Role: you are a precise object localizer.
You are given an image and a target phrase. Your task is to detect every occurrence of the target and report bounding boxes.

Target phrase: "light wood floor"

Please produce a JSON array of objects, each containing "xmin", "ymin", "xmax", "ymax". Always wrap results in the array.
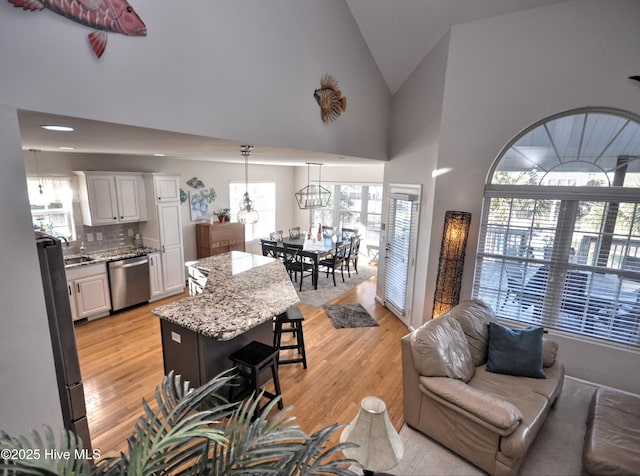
[{"xmin": 74, "ymin": 275, "xmax": 409, "ymax": 457}]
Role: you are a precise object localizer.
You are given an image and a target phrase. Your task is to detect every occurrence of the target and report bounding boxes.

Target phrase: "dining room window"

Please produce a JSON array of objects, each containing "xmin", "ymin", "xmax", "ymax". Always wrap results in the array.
[
  {"xmin": 473, "ymin": 108, "xmax": 640, "ymax": 348},
  {"xmin": 229, "ymin": 181, "xmax": 276, "ymax": 241},
  {"xmin": 310, "ymin": 183, "xmax": 382, "ymax": 246}
]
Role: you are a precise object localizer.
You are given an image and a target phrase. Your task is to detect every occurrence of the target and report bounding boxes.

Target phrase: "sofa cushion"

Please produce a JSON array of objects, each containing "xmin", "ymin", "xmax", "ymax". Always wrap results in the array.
[
  {"xmin": 487, "ymin": 323, "xmax": 545, "ymax": 378},
  {"xmin": 543, "ymin": 338, "xmax": 559, "ymax": 367},
  {"xmin": 419, "ymin": 376, "xmax": 523, "ymax": 433},
  {"xmin": 448, "ymin": 299, "xmax": 497, "ymax": 366},
  {"xmin": 410, "ymin": 315, "xmax": 475, "ymax": 382}
]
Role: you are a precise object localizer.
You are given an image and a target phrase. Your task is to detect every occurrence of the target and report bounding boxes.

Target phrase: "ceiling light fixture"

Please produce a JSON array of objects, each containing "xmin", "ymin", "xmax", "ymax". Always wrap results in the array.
[
  {"xmin": 237, "ymin": 145, "xmax": 259, "ymax": 225},
  {"xmin": 153, "ymin": 153, "xmax": 166, "ymax": 157},
  {"xmin": 41, "ymin": 124, "xmax": 74, "ymax": 132},
  {"xmin": 295, "ymin": 162, "xmax": 331, "ymax": 209},
  {"xmin": 58, "ymin": 146, "xmax": 76, "ymax": 151}
]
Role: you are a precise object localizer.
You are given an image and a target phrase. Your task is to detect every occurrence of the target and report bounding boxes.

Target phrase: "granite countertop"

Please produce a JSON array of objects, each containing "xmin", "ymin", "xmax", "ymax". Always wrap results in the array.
[
  {"xmin": 64, "ymin": 246, "xmax": 158, "ymax": 269},
  {"xmin": 152, "ymin": 251, "xmax": 300, "ymax": 341}
]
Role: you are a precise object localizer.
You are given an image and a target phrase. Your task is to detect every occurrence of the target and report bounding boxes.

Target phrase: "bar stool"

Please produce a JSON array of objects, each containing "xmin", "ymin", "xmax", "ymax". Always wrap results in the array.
[
  {"xmin": 228, "ymin": 340, "xmax": 283, "ymax": 415},
  {"xmin": 273, "ymin": 306, "xmax": 308, "ymax": 369}
]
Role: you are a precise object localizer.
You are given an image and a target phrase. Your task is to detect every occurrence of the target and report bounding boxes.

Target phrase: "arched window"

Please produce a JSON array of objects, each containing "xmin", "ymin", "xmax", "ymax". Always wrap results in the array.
[{"xmin": 473, "ymin": 107, "xmax": 640, "ymax": 348}]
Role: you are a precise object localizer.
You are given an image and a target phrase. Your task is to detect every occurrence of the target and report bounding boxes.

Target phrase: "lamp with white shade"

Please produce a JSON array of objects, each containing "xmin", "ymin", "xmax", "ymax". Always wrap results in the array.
[{"xmin": 340, "ymin": 396, "xmax": 404, "ymax": 476}]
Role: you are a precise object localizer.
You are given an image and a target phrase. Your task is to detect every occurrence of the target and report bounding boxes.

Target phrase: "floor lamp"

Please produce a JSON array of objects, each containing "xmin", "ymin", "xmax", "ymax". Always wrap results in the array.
[{"xmin": 432, "ymin": 211, "xmax": 472, "ymax": 318}]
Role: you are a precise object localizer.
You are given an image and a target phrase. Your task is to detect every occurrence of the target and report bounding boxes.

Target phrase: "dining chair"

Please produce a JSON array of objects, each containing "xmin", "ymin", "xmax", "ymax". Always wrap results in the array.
[
  {"xmin": 283, "ymin": 243, "xmax": 315, "ymax": 291},
  {"xmin": 269, "ymin": 230, "xmax": 284, "ymax": 242},
  {"xmin": 260, "ymin": 238, "xmax": 280, "ymax": 259},
  {"xmin": 341, "ymin": 228, "xmax": 358, "ymax": 241},
  {"xmin": 345, "ymin": 236, "xmax": 361, "ymax": 277},
  {"xmin": 318, "ymin": 241, "xmax": 348, "ymax": 286},
  {"xmin": 289, "ymin": 227, "xmax": 301, "ymax": 239}
]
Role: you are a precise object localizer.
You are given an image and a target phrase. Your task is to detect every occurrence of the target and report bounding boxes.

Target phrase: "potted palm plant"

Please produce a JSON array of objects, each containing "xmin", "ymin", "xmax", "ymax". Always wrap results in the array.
[{"xmin": 0, "ymin": 371, "xmax": 360, "ymax": 475}]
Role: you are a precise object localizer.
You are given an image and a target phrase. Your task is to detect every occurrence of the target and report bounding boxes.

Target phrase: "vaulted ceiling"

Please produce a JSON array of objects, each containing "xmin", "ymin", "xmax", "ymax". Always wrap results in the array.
[{"xmin": 20, "ymin": 0, "xmax": 571, "ymax": 164}]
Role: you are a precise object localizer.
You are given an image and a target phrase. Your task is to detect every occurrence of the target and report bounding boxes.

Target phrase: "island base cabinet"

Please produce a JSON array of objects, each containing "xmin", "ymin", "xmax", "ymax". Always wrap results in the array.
[{"xmin": 160, "ymin": 320, "xmax": 273, "ymax": 391}]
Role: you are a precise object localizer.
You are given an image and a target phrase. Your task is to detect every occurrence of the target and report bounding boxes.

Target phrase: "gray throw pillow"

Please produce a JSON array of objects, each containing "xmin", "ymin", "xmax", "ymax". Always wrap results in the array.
[{"xmin": 486, "ymin": 322, "xmax": 546, "ymax": 378}]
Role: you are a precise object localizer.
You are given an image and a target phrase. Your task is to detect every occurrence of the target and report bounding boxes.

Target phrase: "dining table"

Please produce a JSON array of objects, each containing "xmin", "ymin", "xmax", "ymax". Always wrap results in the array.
[{"xmin": 270, "ymin": 235, "xmax": 336, "ymax": 290}]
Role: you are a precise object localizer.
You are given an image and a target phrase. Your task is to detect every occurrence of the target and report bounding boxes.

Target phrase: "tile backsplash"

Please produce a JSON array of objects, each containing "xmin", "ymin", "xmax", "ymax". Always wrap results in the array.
[{"xmin": 65, "ymin": 201, "xmax": 141, "ymax": 255}]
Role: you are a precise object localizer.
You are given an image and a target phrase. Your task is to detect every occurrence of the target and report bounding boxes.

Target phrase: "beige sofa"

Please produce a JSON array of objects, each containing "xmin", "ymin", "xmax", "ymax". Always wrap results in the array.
[{"xmin": 401, "ymin": 300, "xmax": 564, "ymax": 476}]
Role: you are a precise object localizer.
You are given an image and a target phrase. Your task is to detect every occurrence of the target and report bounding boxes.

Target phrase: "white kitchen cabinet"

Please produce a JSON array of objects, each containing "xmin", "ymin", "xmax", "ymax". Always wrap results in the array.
[
  {"xmin": 153, "ymin": 175, "xmax": 181, "ymax": 202},
  {"xmin": 75, "ymin": 171, "xmax": 147, "ymax": 226},
  {"xmin": 148, "ymin": 251, "xmax": 163, "ymax": 301},
  {"xmin": 66, "ymin": 262, "xmax": 111, "ymax": 320},
  {"xmin": 140, "ymin": 174, "xmax": 185, "ymax": 299}
]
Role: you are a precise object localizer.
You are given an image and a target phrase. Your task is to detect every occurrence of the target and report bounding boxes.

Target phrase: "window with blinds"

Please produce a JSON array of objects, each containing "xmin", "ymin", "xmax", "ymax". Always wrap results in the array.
[{"xmin": 473, "ymin": 108, "xmax": 640, "ymax": 348}]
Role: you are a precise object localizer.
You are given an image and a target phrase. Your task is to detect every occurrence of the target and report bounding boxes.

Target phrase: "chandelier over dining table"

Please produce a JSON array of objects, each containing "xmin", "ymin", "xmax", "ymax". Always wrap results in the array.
[
  {"xmin": 237, "ymin": 145, "xmax": 259, "ymax": 225},
  {"xmin": 295, "ymin": 162, "xmax": 331, "ymax": 209}
]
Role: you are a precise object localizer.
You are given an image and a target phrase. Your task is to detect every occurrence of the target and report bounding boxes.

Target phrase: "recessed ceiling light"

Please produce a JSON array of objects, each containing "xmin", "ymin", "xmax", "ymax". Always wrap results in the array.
[
  {"xmin": 41, "ymin": 124, "xmax": 74, "ymax": 132},
  {"xmin": 58, "ymin": 146, "xmax": 76, "ymax": 150},
  {"xmin": 153, "ymin": 153, "xmax": 166, "ymax": 157}
]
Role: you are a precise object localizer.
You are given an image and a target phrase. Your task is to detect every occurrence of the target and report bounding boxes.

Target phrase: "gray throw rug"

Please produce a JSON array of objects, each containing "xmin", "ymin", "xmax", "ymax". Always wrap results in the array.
[
  {"xmin": 297, "ymin": 263, "xmax": 376, "ymax": 307},
  {"xmin": 369, "ymin": 376, "xmax": 597, "ymax": 476},
  {"xmin": 323, "ymin": 303, "xmax": 379, "ymax": 328}
]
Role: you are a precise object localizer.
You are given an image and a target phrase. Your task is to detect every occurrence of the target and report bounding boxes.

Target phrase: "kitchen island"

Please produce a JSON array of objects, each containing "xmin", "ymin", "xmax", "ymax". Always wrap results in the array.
[{"xmin": 152, "ymin": 251, "xmax": 299, "ymax": 388}]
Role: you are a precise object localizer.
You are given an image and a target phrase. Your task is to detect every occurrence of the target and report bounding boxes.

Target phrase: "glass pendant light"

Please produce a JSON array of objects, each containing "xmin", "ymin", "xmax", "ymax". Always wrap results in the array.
[
  {"xmin": 237, "ymin": 145, "xmax": 259, "ymax": 225},
  {"xmin": 30, "ymin": 148, "xmax": 44, "ymax": 194}
]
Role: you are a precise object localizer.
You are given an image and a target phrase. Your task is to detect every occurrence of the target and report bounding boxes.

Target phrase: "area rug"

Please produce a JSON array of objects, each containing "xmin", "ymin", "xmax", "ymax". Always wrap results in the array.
[
  {"xmin": 366, "ymin": 376, "xmax": 597, "ymax": 476},
  {"xmin": 323, "ymin": 303, "xmax": 379, "ymax": 328},
  {"xmin": 296, "ymin": 263, "xmax": 376, "ymax": 307}
]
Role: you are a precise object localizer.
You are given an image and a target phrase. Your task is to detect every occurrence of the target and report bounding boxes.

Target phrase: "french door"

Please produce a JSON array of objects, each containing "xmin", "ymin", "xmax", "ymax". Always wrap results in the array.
[{"xmin": 383, "ymin": 185, "xmax": 420, "ymax": 325}]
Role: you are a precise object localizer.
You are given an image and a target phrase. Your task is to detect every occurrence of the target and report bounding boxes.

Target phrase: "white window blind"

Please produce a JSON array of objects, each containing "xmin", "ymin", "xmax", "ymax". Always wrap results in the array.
[
  {"xmin": 384, "ymin": 194, "xmax": 418, "ymax": 316},
  {"xmin": 473, "ymin": 108, "xmax": 640, "ymax": 348}
]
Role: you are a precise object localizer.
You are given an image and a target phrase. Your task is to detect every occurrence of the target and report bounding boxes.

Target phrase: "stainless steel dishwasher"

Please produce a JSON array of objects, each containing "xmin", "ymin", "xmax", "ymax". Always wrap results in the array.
[{"xmin": 108, "ymin": 255, "xmax": 150, "ymax": 311}]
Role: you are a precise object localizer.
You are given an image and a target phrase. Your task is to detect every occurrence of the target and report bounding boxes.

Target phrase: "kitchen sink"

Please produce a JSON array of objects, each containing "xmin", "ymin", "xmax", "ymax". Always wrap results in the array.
[{"xmin": 64, "ymin": 256, "xmax": 95, "ymax": 265}]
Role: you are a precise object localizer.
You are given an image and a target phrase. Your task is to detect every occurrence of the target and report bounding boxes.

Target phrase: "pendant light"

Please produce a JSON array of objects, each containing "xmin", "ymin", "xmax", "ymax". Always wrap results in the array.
[
  {"xmin": 295, "ymin": 162, "xmax": 331, "ymax": 209},
  {"xmin": 30, "ymin": 148, "xmax": 43, "ymax": 194},
  {"xmin": 237, "ymin": 145, "xmax": 259, "ymax": 225}
]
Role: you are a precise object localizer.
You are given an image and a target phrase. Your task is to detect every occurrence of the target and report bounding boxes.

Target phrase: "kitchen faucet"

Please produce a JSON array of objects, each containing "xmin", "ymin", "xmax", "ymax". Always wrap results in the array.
[{"xmin": 56, "ymin": 235, "xmax": 69, "ymax": 247}]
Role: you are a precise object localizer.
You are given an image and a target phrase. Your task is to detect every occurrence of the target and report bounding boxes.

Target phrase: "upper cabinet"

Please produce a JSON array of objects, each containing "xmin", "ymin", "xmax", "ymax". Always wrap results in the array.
[
  {"xmin": 75, "ymin": 171, "xmax": 147, "ymax": 226},
  {"xmin": 153, "ymin": 175, "xmax": 181, "ymax": 202}
]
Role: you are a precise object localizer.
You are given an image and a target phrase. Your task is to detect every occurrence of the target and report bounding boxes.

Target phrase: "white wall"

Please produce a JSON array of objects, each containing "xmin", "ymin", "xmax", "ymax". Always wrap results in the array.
[
  {"xmin": 381, "ymin": 32, "xmax": 450, "ymax": 329},
  {"xmin": 0, "ymin": 105, "xmax": 63, "ymax": 433},
  {"xmin": 388, "ymin": 0, "xmax": 640, "ymax": 393},
  {"xmin": 0, "ymin": 0, "xmax": 391, "ymax": 436},
  {"xmin": 0, "ymin": 0, "xmax": 390, "ymax": 161}
]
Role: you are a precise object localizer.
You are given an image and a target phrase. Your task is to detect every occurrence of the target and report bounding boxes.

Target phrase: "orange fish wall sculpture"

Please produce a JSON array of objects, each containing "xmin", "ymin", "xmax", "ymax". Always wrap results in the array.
[
  {"xmin": 9, "ymin": 0, "xmax": 146, "ymax": 58},
  {"xmin": 314, "ymin": 74, "xmax": 347, "ymax": 123}
]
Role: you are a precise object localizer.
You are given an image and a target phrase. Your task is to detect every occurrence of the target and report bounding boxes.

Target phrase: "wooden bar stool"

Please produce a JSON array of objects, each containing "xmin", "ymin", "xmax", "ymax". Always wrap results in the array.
[
  {"xmin": 273, "ymin": 306, "xmax": 308, "ymax": 368},
  {"xmin": 228, "ymin": 340, "xmax": 283, "ymax": 415}
]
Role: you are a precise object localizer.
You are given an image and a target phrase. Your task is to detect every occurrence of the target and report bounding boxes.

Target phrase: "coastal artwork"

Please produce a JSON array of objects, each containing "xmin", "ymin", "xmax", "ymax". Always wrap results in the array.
[
  {"xmin": 189, "ymin": 188, "xmax": 217, "ymax": 221},
  {"xmin": 8, "ymin": 0, "xmax": 147, "ymax": 58}
]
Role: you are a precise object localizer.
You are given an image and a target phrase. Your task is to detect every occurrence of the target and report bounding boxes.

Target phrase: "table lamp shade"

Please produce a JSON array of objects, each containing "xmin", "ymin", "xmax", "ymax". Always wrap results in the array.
[{"xmin": 340, "ymin": 396, "xmax": 404, "ymax": 472}]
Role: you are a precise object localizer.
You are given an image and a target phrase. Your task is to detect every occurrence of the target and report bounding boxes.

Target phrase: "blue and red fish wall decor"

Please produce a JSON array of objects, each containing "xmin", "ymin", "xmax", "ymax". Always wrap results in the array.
[{"xmin": 9, "ymin": 0, "xmax": 146, "ymax": 58}]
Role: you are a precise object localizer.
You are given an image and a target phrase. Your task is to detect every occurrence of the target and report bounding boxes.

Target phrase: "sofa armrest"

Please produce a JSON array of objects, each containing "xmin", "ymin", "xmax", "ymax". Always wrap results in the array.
[
  {"xmin": 420, "ymin": 377, "xmax": 523, "ymax": 436},
  {"xmin": 401, "ymin": 333, "xmax": 423, "ymax": 429},
  {"xmin": 543, "ymin": 337, "xmax": 559, "ymax": 367}
]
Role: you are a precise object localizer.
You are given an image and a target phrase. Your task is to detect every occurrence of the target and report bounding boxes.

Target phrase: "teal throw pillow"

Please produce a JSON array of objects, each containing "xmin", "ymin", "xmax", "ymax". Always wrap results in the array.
[{"xmin": 486, "ymin": 322, "xmax": 546, "ymax": 378}]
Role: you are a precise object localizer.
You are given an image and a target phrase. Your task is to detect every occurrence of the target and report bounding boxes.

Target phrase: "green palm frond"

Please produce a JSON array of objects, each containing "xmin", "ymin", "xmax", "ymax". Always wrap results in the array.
[
  {"xmin": 0, "ymin": 424, "xmax": 92, "ymax": 476},
  {"xmin": 276, "ymin": 424, "xmax": 360, "ymax": 476},
  {"xmin": 111, "ymin": 371, "xmax": 235, "ymax": 476},
  {"xmin": 2, "ymin": 371, "xmax": 361, "ymax": 476},
  {"xmin": 206, "ymin": 395, "xmax": 307, "ymax": 475}
]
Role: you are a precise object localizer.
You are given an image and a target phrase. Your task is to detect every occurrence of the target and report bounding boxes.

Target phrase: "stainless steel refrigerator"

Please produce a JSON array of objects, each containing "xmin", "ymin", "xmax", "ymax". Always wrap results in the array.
[{"xmin": 36, "ymin": 232, "xmax": 92, "ymax": 450}]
